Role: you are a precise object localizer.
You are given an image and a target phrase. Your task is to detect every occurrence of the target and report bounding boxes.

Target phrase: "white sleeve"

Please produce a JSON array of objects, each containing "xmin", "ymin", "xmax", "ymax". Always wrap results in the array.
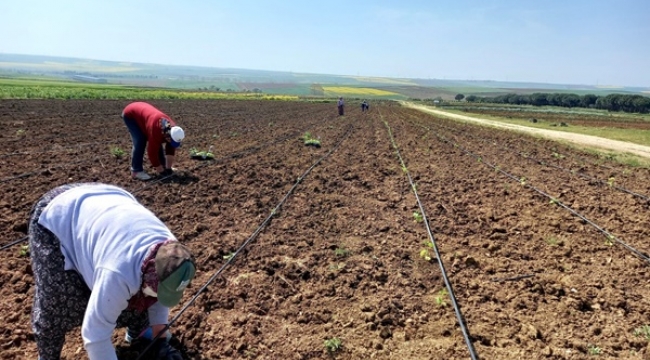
[
  {"xmin": 148, "ymin": 300, "xmax": 170, "ymax": 327},
  {"xmin": 82, "ymin": 268, "xmax": 130, "ymax": 360}
]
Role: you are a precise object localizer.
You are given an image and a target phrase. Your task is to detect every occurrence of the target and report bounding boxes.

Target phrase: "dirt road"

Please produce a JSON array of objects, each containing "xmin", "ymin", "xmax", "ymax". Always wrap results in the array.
[{"xmin": 403, "ymin": 102, "xmax": 650, "ymax": 160}]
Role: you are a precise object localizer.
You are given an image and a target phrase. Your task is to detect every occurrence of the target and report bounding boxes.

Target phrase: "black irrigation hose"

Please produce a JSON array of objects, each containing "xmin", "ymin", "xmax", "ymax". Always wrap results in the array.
[
  {"xmin": 136, "ymin": 124, "xmax": 355, "ymax": 359},
  {"xmin": 379, "ymin": 111, "xmax": 479, "ymax": 360},
  {"xmin": 0, "ymin": 236, "xmax": 28, "ymax": 252},
  {"xmin": 428, "ymin": 121, "xmax": 650, "ymax": 203},
  {"xmin": 427, "ymin": 127, "xmax": 650, "ymax": 264}
]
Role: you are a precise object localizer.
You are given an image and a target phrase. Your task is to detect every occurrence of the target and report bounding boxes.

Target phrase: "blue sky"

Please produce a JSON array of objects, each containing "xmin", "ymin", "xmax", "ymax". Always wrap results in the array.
[{"xmin": 1, "ymin": 0, "xmax": 648, "ymax": 87}]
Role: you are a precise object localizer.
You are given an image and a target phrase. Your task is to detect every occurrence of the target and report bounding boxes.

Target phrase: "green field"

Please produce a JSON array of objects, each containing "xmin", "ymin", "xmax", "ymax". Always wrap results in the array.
[{"xmin": 2, "ymin": 53, "xmax": 649, "ymax": 101}]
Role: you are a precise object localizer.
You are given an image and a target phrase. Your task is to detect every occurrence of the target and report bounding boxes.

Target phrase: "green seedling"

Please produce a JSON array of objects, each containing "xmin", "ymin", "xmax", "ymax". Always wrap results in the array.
[
  {"xmin": 329, "ymin": 262, "xmax": 346, "ymax": 271},
  {"xmin": 223, "ymin": 252, "xmax": 235, "ymax": 260},
  {"xmin": 413, "ymin": 211, "xmax": 424, "ymax": 223},
  {"xmin": 435, "ymin": 288, "xmax": 448, "ymax": 307},
  {"xmin": 587, "ymin": 344, "xmax": 602, "ymax": 355},
  {"xmin": 545, "ymin": 237, "xmax": 559, "ymax": 246},
  {"xmin": 190, "ymin": 146, "xmax": 214, "ymax": 160},
  {"xmin": 605, "ymin": 234, "xmax": 614, "ymax": 246},
  {"xmin": 520, "ymin": 177, "xmax": 527, "ymax": 186},
  {"xmin": 334, "ymin": 247, "xmax": 349, "ymax": 257},
  {"xmin": 304, "ymin": 138, "xmax": 321, "ymax": 147},
  {"xmin": 16, "ymin": 129, "xmax": 26, "ymax": 136},
  {"xmin": 552, "ymin": 152, "xmax": 565, "ymax": 159},
  {"xmin": 301, "ymin": 131, "xmax": 321, "ymax": 147},
  {"xmin": 324, "ymin": 337, "xmax": 342, "ymax": 353},
  {"xmin": 633, "ymin": 325, "xmax": 650, "ymax": 340},
  {"xmin": 607, "ymin": 177, "xmax": 615, "ymax": 187},
  {"xmin": 420, "ymin": 241, "xmax": 435, "ymax": 261},
  {"xmin": 401, "ymin": 165, "xmax": 408, "ymax": 173},
  {"xmin": 549, "ymin": 198, "xmax": 559, "ymax": 205},
  {"xmin": 19, "ymin": 245, "xmax": 29, "ymax": 257},
  {"xmin": 110, "ymin": 146, "xmax": 125, "ymax": 159}
]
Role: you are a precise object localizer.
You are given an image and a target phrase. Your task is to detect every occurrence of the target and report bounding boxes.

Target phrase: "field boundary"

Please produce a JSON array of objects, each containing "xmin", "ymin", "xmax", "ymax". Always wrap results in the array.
[{"xmin": 402, "ymin": 101, "xmax": 650, "ymax": 160}]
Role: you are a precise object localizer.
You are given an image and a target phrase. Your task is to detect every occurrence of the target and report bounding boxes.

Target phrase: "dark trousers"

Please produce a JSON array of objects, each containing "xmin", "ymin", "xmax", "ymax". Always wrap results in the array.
[
  {"xmin": 29, "ymin": 184, "xmax": 149, "ymax": 360},
  {"xmin": 122, "ymin": 115, "xmax": 165, "ymax": 172}
]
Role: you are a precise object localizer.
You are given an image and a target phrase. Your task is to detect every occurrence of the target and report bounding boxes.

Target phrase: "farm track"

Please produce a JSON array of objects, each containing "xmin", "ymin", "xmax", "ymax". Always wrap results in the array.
[{"xmin": 0, "ymin": 100, "xmax": 650, "ymax": 359}]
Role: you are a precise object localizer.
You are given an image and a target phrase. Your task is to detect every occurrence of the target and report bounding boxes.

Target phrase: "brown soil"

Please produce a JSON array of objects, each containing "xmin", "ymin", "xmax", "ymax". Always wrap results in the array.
[{"xmin": 1, "ymin": 100, "xmax": 650, "ymax": 359}]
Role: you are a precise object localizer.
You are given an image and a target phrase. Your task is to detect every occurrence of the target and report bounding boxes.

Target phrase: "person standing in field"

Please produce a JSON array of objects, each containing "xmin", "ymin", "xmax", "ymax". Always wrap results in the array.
[
  {"xmin": 337, "ymin": 97, "xmax": 345, "ymax": 116},
  {"xmin": 28, "ymin": 183, "xmax": 195, "ymax": 360},
  {"xmin": 361, "ymin": 100, "xmax": 369, "ymax": 112},
  {"xmin": 122, "ymin": 102, "xmax": 185, "ymax": 181}
]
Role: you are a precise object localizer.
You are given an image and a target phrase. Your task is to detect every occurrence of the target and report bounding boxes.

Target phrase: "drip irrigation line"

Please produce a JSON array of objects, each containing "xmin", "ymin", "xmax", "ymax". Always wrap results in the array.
[
  {"xmin": 0, "ymin": 236, "xmax": 28, "ymax": 252},
  {"xmin": 379, "ymin": 111, "xmax": 479, "ymax": 360},
  {"xmin": 430, "ymin": 121, "xmax": 650, "ymax": 203},
  {"xmin": 136, "ymin": 124, "xmax": 355, "ymax": 359},
  {"xmin": 427, "ymin": 126, "xmax": 650, "ymax": 265}
]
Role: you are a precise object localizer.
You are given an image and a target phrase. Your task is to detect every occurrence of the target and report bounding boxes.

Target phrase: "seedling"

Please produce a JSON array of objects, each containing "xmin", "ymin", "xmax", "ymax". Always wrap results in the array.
[
  {"xmin": 110, "ymin": 146, "xmax": 125, "ymax": 159},
  {"xmin": 633, "ymin": 325, "xmax": 650, "ymax": 340},
  {"xmin": 19, "ymin": 245, "xmax": 29, "ymax": 257},
  {"xmin": 324, "ymin": 337, "xmax": 342, "ymax": 353},
  {"xmin": 545, "ymin": 237, "xmax": 559, "ymax": 246},
  {"xmin": 401, "ymin": 165, "xmax": 408, "ymax": 174},
  {"xmin": 605, "ymin": 234, "xmax": 614, "ymax": 246},
  {"xmin": 304, "ymin": 138, "xmax": 321, "ymax": 147},
  {"xmin": 587, "ymin": 344, "xmax": 601, "ymax": 355},
  {"xmin": 549, "ymin": 198, "xmax": 559, "ymax": 205},
  {"xmin": 223, "ymin": 252, "xmax": 235, "ymax": 260},
  {"xmin": 434, "ymin": 288, "xmax": 448, "ymax": 307},
  {"xmin": 552, "ymin": 152, "xmax": 565, "ymax": 159},
  {"xmin": 419, "ymin": 241, "xmax": 435, "ymax": 261},
  {"xmin": 190, "ymin": 146, "xmax": 214, "ymax": 160},
  {"xmin": 413, "ymin": 211, "xmax": 424, "ymax": 223},
  {"xmin": 329, "ymin": 262, "xmax": 346, "ymax": 271},
  {"xmin": 16, "ymin": 129, "xmax": 26, "ymax": 136},
  {"xmin": 301, "ymin": 132, "xmax": 321, "ymax": 147},
  {"xmin": 607, "ymin": 177, "xmax": 615, "ymax": 187},
  {"xmin": 520, "ymin": 177, "xmax": 527, "ymax": 186},
  {"xmin": 419, "ymin": 249, "xmax": 432, "ymax": 261},
  {"xmin": 334, "ymin": 247, "xmax": 349, "ymax": 257}
]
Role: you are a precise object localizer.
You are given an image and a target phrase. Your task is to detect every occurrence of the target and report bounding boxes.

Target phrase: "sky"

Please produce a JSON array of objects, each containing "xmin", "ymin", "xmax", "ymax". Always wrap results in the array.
[{"xmin": 1, "ymin": 0, "xmax": 649, "ymax": 87}]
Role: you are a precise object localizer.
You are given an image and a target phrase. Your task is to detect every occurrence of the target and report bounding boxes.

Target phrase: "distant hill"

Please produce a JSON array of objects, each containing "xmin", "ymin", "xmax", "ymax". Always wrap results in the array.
[{"xmin": 0, "ymin": 53, "xmax": 647, "ymax": 99}]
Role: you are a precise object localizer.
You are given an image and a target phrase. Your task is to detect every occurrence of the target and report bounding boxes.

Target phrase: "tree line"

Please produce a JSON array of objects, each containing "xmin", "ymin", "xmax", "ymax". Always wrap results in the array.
[{"xmin": 462, "ymin": 92, "xmax": 650, "ymax": 114}]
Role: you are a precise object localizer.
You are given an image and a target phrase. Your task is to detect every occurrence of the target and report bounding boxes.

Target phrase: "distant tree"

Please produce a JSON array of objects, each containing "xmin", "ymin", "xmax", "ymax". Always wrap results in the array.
[
  {"xmin": 455, "ymin": 93, "xmax": 465, "ymax": 101},
  {"xmin": 465, "ymin": 95, "xmax": 478, "ymax": 102},
  {"xmin": 581, "ymin": 94, "xmax": 598, "ymax": 108},
  {"xmin": 529, "ymin": 93, "xmax": 549, "ymax": 106}
]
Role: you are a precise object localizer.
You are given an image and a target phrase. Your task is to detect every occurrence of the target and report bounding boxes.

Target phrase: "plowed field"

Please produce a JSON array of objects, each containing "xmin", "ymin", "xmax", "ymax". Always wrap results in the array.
[{"xmin": 1, "ymin": 99, "xmax": 650, "ymax": 359}]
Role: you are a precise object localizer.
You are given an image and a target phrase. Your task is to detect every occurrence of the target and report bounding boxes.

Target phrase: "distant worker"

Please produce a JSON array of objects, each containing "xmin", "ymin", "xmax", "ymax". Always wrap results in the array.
[
  {"xmin": 29, "ymin": 183, "xmax": 195, "ymax": 360},
  {"xmin": 337, "ymin": 97, "xmax": 345, "ymax": 116},
  {"xmin": 121, "ymin": 102, "xmax": 185, "ymax": 181},
  {"xmin": 361, "ymin": 100, "xmax": 369, "ymax": 112}
]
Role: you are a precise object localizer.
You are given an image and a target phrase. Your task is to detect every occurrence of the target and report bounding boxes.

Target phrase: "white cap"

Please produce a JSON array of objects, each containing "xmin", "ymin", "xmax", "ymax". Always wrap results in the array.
[{"xmin": 170, "ymin": 126, "xmax": 185, "ymax": 142}]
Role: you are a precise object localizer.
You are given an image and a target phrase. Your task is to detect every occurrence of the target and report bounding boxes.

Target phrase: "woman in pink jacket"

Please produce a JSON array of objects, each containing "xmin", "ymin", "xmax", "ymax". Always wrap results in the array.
[{"xmin": 121, "ymin": 102, "xmax": 185, "ymax": 180}]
